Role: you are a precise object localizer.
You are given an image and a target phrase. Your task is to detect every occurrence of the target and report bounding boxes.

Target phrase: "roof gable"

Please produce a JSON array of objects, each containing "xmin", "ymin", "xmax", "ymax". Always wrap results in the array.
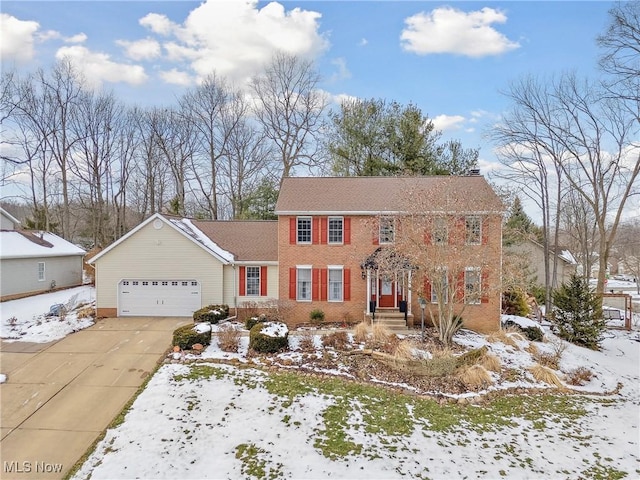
[
  {"xmin": 87, "ymin": 214, "xmax": 234, "ymax": 265},
  {"xmin": 0, "ymin": 207, "xmax": 21, "ymax": 229},
  {"xmin": 275, "ymin": 176, "xmax": 505, "ymax": 215}
]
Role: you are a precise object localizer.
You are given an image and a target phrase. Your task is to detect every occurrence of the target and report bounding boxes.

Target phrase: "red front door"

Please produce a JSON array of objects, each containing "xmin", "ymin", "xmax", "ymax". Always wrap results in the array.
[{"xmin": 378, "ymin": 279, "xmax": 395, "ymax": 307}]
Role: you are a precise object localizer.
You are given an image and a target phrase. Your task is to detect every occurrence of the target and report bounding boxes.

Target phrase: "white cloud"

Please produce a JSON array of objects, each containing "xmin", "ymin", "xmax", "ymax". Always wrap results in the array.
[
  {"xmin": 400, "ymin": 7, "xmax": 520, "ymax": 57},
  {"xmin": 137, "ymin": 0, "xmax": 328, "ymax": 85},
  {"xmin": 1, "ymin": 14, "xmax": 39, "ymax": 61},
  {"xmin": 55, "ymin": 45, "xmax": 148, "ymax": 87},
  {"xmin": 432, "ymin": 114, "xmax": 466, "ymax": 132},
  {"xmin": 117, "ymin": 38, "xmax": 161, "ymax": 61},
  {"xmin": 159, "ymin": 68, "xmax": 193, "ymax": 86},
  {"xmin": 329, "ymin": 57, "xmax": 351, "ymax": 82},
  {"xmin": 359, "ymin": 38, "xmax": 368, "ymax": 47},
  {"xmin": 326, "ymin": 92, "xmax": 359, "ymax": 107},
  {"xmin": 65, "ymin": 33, "xmax": 88, "ymax": 44}
]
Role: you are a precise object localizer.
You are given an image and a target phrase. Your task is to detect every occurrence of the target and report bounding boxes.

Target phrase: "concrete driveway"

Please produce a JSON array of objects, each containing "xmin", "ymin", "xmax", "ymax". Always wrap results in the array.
[{"xmin": 0, "ymin": 317, "xmax": 189, "ymax": 479}]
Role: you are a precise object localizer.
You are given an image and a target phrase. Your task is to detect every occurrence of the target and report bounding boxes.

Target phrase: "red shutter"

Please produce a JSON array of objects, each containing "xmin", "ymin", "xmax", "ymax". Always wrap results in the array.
[
  {"xmin": 481, "ymin": 270, "xmax": 489, "ymax": 303},
  {"xmin": 424, "ymin": 218, "xmax": 432, "ymax": 245},
  {"xmin": 320, "ymin": 268, "xmax": 327, "ymax": 301},
  {"xmin": 481, "ymin": 217, "xmax": 489, "ymax": 245},
  {"xmin": 344, "ymin": 268, "xmax": 351, "ymax": 301},
  {"xmin": 423, "ymin": 276, "xmax": 431, "ymax": 301},
  {"xmin": 456, "ymin": 271, "xmax": 465, "ymax": 302},
  {"xmin": 372, "ymin": 218, "xmax": 379, "ymax": 245},
  {"xmin": 320, "ymin": 218, "xmax": 327, "ymax": 244},
  {"xmin": 312, "ymin": 218, "xmax": 320, "ymax": 244},
  {"xmin": 289, "ymin": 268, "xmax": 296, "ymax": 300},
  {"xmin": 289, "ymin": 217, "xmax": 296, "ymax": 244},
  {"xmin": 260, "ymin": 266, "xmax": 268, "ymax": 296},
  {"xmin": 456, "ymin": 216, "xmax": 466, "ymax": 245},
  {"xmin": 312, "ymin": 268, "xmax": 320, "ymax": 300},
  {"xmin": 239, "ymin": 266, "xmax": 246, "ymax": 296},
  {"xmin": 344, "ymin": 218, "xmax": 351, "ymax": 245}
]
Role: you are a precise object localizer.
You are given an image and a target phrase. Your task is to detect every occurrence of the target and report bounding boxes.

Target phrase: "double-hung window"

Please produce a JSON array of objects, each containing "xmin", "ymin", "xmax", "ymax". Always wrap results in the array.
[
  {"xmin": 379, "ymin": 217, "xmax": 395, "ymax": 244},
  {"xmin": 433, "ymin": 217, "xmax": 448, "ymax": 245},
  {"xmin": 464, "ymin": 268, "xmax": 481, "ymax": 304},
  {"xmin": 328, "ymin": 217, "xmax": 343, "ymax": 244},
  {"xmin": 431, "ymin": 268, "xmax": 448, "ymax": 304},
  {"xmin": 38, "ymin": 262, "xmax": 45, "ymax": 282},
  {"xmin": 297, "ymin": 267, "xmax": 312, "ymax": 301},
  {"xmin": 465, "ymin": 216, "xmax": 481, "ymax": 245},
  {"xmin": 246, "ymin": 266, "xmax": 260, "ymax": 296},
  {"xmin": 297, "ymin": 217, "xmax": 312, "ymax": 244},
  {"xmin": 328, "ymin": 267, "xmax": 343, "ymax": 302}
]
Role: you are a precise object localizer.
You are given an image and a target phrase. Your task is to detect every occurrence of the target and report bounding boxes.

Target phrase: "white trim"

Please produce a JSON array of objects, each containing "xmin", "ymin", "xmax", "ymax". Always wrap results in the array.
[
  {"xmin": 327, "ymin": 216, "xmax": 344, "ymax": 245},
  {"xmin": 37, "ymin": 261, "xmax": 45, "ymax": 282},
  {"xmin": 87, "ymin": 213, "xmax": 232, "ymax": 265},
  {"xmin": 296, "ymin": 216, "xmax": 312, "ymax": 245},
  {"xmin": 0, "ymin": 207, "xmax": 21, "ymax": 227}
]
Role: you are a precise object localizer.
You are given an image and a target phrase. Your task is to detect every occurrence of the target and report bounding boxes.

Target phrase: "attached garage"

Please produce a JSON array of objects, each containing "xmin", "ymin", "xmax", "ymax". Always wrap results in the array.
[{"xmin": 118, "ymin": 279, "xmax": 201, "ymax": 317}]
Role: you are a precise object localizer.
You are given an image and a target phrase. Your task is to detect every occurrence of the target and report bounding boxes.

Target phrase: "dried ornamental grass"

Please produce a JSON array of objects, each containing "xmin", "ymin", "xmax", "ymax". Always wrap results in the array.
[
  {"xmin": 486, "ymin": 328, "xmax": 525, "ymax": 349},
  {"xmin": 529, "ymin": 364, "xmax": 564, "ymax": 388},
  {"xmin": 525, "ymin": 343, "xmax": 540, "ymax": 356},
  {"xmin": 479, "ymin": 353, "xmax": 502, "ymax": 372},
  {"xmin": 458, "ymin": 364, "xmax": 493, "ymax": 389},
  {"xmin": 392, "ymin": 340, "xmax": 415, "ymax": 361},
  {"xmin": 371, "ymin": 323, "xmax": 393, "ymax": 344},
  {"xmin": 217, "ymin": 324, "xmax": 241, "ymax": 353},
  {"xmin": 321, "ymin": 331, "xmax": 350, "ymax": 350},
  {"xmin": 353, "ymin": 322, "xmax": 370, "ymax": 343}
]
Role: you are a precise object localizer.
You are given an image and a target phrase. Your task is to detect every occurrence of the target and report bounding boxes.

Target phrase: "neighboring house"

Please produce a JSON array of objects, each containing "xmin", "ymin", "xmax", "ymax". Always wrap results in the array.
[
  {"xmin": 0, "ymin": 208, "xmax": 86, "ymax": 299},
  {"xmin": 89, "ymin": 175, "xmax": 504, "ymax": 334},
  {"xmin": 505, "ymin": 238, "xmax": 577, "ymax": 288}
]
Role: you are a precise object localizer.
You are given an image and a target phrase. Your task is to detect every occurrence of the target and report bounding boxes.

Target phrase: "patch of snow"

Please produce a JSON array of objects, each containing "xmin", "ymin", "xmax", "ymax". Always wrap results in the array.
[
  {"xmin": 501, "ymin": 314, "xmax": 545, "ymax": 333},
  {"xmin": 0, "ymin": 286, "xmax": 95, "ymax": 343},
  {"xmin": 260, "ymin": 321, "xmax": 288, "ymax": 338},
  {"xmin": 0, "ymin": 231, "xmax": 85, "ymax": 259},
  {"xmin": 171, "ymin": 218, "xmax": 235, "ymax": 263},
  {"xmin": 0, "ymin": 374, "xmax": 6, "ymax": 383},
  {"xmin": 193, "ymin": 323, "xmax": 211, "ymax": 334}
]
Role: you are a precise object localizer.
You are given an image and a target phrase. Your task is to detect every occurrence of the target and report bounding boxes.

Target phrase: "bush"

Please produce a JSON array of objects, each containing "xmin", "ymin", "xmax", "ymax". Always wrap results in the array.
[
  {"xmin": 565, "ymin": 366, "xmax": 594, "ymax": 386},
  {"xmin": 502, "ymin": 288, "xmax": 530, "ymax": 317},
  {"xmin": 249, "ymin": 321, "xmax": 288, "ymax": 353},
  {"xmin": 172, "ymin": 323, "xmax": 212, "ymax": 350},
  {"xmin": 309, "ymin": 309, "xmax": 325, "ymax": 324},
  {"xmin": 193, "ymin": 304, "xmax": 229, "ymax": 324},
  {"xmin": 321, "ymin": 331, "xmax": 350, "ymax": 350},
  {"xmin": 551, "ymin": 274, "xmax": 606, "ymax": 350},
  {"xmin": 217, "ymin": 324, "xmax": 242, "ymax": 353},
  {"xmin": 502, "ymin": 320, "xmax": 544, "ymax": 342}
]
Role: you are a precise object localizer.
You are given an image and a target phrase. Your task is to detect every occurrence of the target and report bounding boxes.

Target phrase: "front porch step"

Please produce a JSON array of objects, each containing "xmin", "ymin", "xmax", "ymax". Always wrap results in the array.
[{"xmin": 368, "ymin": 311, "xmax": 412, "ymax": 331}]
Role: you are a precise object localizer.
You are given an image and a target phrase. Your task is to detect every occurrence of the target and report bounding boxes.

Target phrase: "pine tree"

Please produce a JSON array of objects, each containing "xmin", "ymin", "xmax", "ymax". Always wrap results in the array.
[
  {"xmin": 551, "ymin": 274, "xmax": 606, "ymax": 350},
  {"xmin": 503, "ymin": 196, "xmax": 541, "ymax": 246}
]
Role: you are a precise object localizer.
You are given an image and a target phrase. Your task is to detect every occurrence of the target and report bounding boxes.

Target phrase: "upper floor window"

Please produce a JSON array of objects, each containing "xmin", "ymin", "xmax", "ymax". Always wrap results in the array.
[
  {"xmin": 297, "ymin": 217, "xmax": 312, "ymax": 244},
  {"xmin": 379, "ymin": 217, "xmax": 395, "ymax": 244},
  {"xmin": 433, "ymin": 217, "xmax": 448, "ymax": 245},
  {"xmin": 465, "ymin": 216, "xmax": 481, "ymax": 245},
  {"xmin": 246, "ymin": 266, "xmax": 260, "ymax": 296},
  {"xmin": 464, "ymin": 267, "xmax": 481, "ymax": 304},
  {"xmin": 297, "ymin": 267, "xmax": 312, "ymax": 301},
  {"xmin": 328, "ymin": 217, "xmax": 343, "ymax": 244}
]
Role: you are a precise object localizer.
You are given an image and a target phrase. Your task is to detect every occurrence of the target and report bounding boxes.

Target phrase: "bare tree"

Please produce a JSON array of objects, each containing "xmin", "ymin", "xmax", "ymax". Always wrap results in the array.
[
  {"xmin": 616, "ymin": 219, "xmax": 640, "ymax": 294},
  {"xmin": 250, "ymin": 52, "xmax": 327, "ymax": 185},
  {"xmin": 490, "ymin": 75, "xmax": 565, "ymax": 310},
  {"xmin": 559, "ymin": 188, "xmax": 599, "ymax": 279}
]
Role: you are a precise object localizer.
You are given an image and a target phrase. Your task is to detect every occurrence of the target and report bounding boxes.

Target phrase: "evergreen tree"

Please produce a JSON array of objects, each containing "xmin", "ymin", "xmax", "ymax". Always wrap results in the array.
[
  {"xmin": 551, "ymin": 274, "xmax": 606, "ymax": 350},
  {"xmin": 503, "ymin": 196, "xmax": 541, "ymax": 246}
]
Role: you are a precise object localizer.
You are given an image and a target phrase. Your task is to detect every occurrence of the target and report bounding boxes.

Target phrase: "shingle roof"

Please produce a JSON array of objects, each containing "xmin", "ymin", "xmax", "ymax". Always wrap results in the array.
[
  {"xmin": 191, "ymin": 220, "xmax": 278, "ymax": 262},
  {"xmin": 275, "ymin": 176, "xmax": 505, "ymax": 214}
]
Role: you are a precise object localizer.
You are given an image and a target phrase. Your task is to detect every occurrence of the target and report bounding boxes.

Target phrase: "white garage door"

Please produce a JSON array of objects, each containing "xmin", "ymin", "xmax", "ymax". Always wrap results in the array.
[{"xmin": 118, "ymin": 279, "xmax": 201, "ymax": 317}]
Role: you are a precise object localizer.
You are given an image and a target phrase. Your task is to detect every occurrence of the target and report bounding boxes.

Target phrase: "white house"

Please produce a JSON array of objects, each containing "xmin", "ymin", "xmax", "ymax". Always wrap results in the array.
[{"xmin": 0, "ymin": 207, "xmax": 86, "ymax": 299}]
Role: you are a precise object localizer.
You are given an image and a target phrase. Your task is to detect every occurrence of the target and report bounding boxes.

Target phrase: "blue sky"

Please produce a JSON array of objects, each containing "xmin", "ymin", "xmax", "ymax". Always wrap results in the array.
[{"xmin": 1, "ymin": 1, "xmax": 616, "ymax": 187}]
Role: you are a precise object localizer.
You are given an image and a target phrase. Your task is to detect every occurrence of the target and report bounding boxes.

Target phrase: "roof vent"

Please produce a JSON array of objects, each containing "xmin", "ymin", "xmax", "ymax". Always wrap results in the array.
[{"xmin": 469, "ymin": 169, "xmax": 481, "ymax": 176}]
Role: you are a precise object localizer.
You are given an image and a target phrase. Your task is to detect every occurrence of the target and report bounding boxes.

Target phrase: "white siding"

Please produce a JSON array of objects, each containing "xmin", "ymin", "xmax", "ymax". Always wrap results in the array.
[
  {"xmin": 223, "ymin": 264, "xmax": 279, "ymax": 309},
  {"xmin": 94, "ymin": 221, "xmax": 225, "ymax": 312}
]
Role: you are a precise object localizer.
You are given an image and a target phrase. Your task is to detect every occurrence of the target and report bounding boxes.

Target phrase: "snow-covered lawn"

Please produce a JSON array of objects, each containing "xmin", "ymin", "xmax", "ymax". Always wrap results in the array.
[
  {"xmin": 0, "ymin": 286, "xmax": 95, "ymax": 343},
  {"xmin": 72, "ymin": 317, "xmax": 640, "ymax": 480}
]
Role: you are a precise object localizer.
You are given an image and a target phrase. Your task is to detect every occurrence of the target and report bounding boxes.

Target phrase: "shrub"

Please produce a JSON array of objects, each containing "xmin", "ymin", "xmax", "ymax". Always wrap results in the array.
[
  {"xmin": 502, "ymin": 320, "xmax": 544, "ymax": 342},
  {"xmin": 309, "ymin": 309, "xmax": 325, "ymax": 324},
  {"xmin": 172, "ymin": 323, "xmax": 212, "ymax": 350},
  {"xmin": 565, "ymin": 366, "xmax": 594, "ymax": 386},
  {"xmin": 551, "ymin": 274, "xmax": 606, "ymax": 350},
  {"xmin": 502, "ymin": 288, "xmax": 530, "ymax": 316},
  {"xmin": 249, "ymin": 321, "xmax": 288, "ymax": 353},
  {"xmin": 296, "ymin": 330, "xmax": 316, "ymax": 352},
  {"xmin": 321, "ymin": 331, "xmax": 350, "ymax": 350},
  {"xmin": 245, "ymin": 314, "xmax": 270, "ymax": 331},
  {"xmin": 193, "ymin": 304, "xmax": 229, "ymax": 324},
  {"xmin": 218, "ymin": 324, "xmax": 242, "ymax": 353}
]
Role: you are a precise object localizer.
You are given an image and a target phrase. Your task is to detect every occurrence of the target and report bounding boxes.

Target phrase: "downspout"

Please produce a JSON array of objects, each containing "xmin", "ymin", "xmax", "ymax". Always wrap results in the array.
[{"xmin": 232, "ymin": 264, "xmax": 237, "ymax": 317}]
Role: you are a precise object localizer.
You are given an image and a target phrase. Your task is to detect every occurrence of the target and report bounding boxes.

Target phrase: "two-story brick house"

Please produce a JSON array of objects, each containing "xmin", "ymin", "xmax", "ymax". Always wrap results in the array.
[
  {"xmin": 275, "ymin": 175, "xmax": 504, "ymax": 333},
  {"xmin": 90, "ymin": 175, "xmax": 504, "ymax": 333}
]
